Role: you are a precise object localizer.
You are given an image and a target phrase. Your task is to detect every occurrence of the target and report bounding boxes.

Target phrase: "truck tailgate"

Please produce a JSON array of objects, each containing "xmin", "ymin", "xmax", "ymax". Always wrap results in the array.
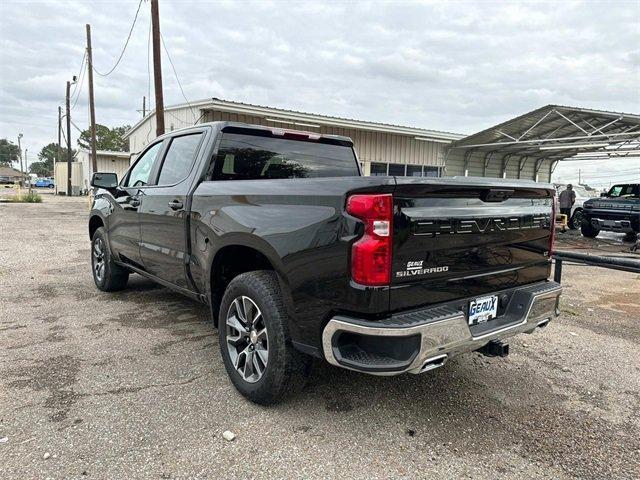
[{"xmin": 390, "ymin": 178, "xmax": 554, "ymax": 312}]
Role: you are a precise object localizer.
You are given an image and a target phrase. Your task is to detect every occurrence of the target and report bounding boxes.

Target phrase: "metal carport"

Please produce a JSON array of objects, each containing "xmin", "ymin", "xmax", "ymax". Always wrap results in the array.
[{"xmin": 444, "ymin": 105, "xmax": 640, "ymax": 182}]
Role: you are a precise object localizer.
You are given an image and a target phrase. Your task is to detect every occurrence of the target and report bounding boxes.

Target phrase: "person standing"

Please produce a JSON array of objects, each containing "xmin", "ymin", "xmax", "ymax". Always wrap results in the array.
[{"xmin": 558, "ymin": 184, "xmax": 576, "ymax": 232}]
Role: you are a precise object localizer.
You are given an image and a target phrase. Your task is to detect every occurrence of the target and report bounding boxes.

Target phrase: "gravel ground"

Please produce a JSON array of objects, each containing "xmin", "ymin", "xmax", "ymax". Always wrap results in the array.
[{"xmin": 1, "ymin": 194, "xmax": 639, "ymax": 479}]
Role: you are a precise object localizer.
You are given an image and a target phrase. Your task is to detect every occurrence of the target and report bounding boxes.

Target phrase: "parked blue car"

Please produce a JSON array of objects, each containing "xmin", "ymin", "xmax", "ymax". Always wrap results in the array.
[{"xmin": 34, "ymin": 178, "xmax": 55, "ymax": 188}]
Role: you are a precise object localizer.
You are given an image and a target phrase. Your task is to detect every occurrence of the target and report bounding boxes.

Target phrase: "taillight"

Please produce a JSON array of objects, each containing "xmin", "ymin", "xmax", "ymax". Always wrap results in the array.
[
  {"xmin": 346, "ymin": 194, "xmax": 393, "ymax": 286},
  {"xmin": 549, "ymin": 196, "xmax": 557, "ymax": 255}
]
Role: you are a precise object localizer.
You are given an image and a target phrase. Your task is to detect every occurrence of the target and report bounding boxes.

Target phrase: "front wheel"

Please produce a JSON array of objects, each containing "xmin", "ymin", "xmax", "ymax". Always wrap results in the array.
[
  {"xmin": 218, "ymin": 271, "xmax": 310, "ymax": 405},
  {"xmin": 91, "ymin": 227, "xmax": 129, "ymax": 291},
  {"xmin": 581, "ymin": 222, "xmax": 599, "ymax": 238},
  {"xmin": 569, "ymin": 209, "xmax": 583, "ymax": 230}
]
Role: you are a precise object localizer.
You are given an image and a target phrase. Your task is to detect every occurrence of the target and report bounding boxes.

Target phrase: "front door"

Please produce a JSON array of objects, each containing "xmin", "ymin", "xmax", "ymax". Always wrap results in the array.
[
  {"xmin": 107, "ymin": 141, "xmax": 164, "ymax": 268},
  {"xmin": 139, "ymin": 132, "xmax": 205, "ymax": 288}
]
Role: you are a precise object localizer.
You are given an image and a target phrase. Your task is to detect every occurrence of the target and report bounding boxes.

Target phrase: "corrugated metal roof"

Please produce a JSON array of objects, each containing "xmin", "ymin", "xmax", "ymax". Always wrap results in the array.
[
  {"xmin": 449, "ymin": 104, "xmax": 640, "ymax": 162},
  {"xmin": 78, "ymin": 148, "xmax": 130, "ymax": 158},
  {"xmin": 124, "ymin": 97, "xmax": 464, "ymax": 141}
]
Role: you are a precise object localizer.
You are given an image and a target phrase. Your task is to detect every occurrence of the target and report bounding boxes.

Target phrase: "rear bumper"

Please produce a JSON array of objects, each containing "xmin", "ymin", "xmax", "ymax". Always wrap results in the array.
[{"xmin": 322, "ymin": 281, "xmax": 562, "ymax": 375}]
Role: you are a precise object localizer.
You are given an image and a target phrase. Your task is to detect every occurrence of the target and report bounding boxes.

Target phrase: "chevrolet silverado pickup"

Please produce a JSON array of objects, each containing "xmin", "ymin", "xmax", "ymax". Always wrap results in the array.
[
  {"xmin": 89, "ymin": 122, "xmax": 562, "ymax": 404},
  {"xmin": 581, "ymin": 183, "xmax": 640, "ymax": 238}
]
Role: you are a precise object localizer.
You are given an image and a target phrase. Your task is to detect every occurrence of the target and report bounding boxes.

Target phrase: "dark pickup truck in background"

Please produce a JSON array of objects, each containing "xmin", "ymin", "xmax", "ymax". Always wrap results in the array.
[
  {"xmin": 581, "ymin": 183, "xmax": 640, "ymax": 239},
  {"xmin": 89, "ymin": 122, "xmax": 562, "ymax": 404}
]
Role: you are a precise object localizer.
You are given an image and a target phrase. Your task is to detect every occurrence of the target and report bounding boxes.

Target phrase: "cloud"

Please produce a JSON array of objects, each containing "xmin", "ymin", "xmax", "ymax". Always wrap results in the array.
[{"xmin": 0, "ymin": 0, "xmax": 638, "ymax": 184}]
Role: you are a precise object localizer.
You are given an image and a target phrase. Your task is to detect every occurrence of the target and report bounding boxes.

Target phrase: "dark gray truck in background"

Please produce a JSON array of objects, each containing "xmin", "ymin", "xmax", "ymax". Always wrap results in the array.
[
  {"xmin": 581, "ymin": 183, "xmax": 640, "ymax": 238},
  {"xmin": 89, "ymin": 122, "xmax": 562, "ymax": 404}
]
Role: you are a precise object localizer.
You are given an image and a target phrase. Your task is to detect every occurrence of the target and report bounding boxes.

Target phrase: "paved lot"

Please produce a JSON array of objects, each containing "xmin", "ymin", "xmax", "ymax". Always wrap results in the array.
[{"xmin": 1, "ymin": 195, "xmax": 639, "ymax": 479}]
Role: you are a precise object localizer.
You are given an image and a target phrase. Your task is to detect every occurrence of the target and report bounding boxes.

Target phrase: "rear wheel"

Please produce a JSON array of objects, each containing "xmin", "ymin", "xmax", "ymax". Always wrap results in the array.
[
  {"xmin": 581, "ymin": 222, "xmax": 599, "ymax": 238},
  {"xmin": 91, "ymin": 227, "xmax": 129, "ymax": 291},
  {"xmin": 218, "ymin": 271, "xmax": 310, "ymax": 405}
]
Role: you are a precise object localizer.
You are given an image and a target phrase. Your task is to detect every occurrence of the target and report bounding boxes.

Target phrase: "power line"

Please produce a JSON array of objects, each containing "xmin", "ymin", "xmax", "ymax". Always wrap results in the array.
[
  {"xmin": 70, "ymin": 51, "xmax": 87, "ymax": 99},
  {"xmin": 92, "ymin": 0, "xmax": 145, "ymax": 77},
  {"xmin": 71, "ymin": 53, "xmax": 88, "ymax": 111},
  {"xmin": 160, "ymin": 32, "xmax": 196, "ymax": 122}
]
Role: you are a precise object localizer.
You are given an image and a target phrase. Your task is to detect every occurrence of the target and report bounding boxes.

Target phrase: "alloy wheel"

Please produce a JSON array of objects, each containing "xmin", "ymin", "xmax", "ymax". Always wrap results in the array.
[
  {"xmin": 226, "ymin": 296, "xmax": 268, "ymax": 383},
  {"xmin": 92, "ymin": 237, "xmax": 105, "ymax": 283}
]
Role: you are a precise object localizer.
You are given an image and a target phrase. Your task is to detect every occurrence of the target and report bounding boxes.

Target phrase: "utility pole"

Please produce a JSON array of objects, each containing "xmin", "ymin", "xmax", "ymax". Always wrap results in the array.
[
  {"xmin": 151, "ymin": 0, "xmax": 165, "ymax": 136},
  {"xmin": 17, "ymin": 133, "xmax": 23, "ymax": 185},
  {"xmin": 66, "ymin": 80, "xmax": 73, "ymax": 196},
  {"xmin": 578, "ymin": 169, "xmax": 581, "ymax": 184},
  {"xmin": 86, "ymin": 24, "xmax": 98, "ymax": 174},
  {"xmin": 142, "ymin": 96, "xmax": 146, "ymax": 117},
  {"xmin": 25, "ymin": 149, "xmax": 31, "ymax": 193},
  {"xmin": 57, "ymin": 106, "xmax": 62, "ymax": 195}
]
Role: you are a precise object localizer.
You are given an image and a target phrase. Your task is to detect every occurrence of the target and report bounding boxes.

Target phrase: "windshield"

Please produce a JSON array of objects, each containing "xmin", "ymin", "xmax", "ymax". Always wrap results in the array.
[
  {"xmin": 606, "ymin": 184, "xmax": 640, "ymax": 198},
  {"xmin": 212, "ymin": 133, "xmax": 359, "ymax": 180}
]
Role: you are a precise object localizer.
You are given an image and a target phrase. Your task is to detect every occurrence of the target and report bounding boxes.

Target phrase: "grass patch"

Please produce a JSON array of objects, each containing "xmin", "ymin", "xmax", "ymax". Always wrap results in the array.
[{"xmin": 8, "ymin": 191, "xmax": 43, "ymax": 203}]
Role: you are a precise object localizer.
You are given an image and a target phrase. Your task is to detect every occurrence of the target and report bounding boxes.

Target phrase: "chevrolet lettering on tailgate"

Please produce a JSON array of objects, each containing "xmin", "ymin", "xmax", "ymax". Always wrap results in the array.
[{"xmin": 414, "ymin": 214, "xmax": 551, "ymax": 236}]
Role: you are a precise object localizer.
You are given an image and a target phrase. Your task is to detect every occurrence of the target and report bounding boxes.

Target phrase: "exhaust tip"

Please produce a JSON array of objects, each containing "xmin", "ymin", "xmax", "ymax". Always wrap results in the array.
[{"xmin": 420, "ymin": 354, "xmax": 448, "ymax": 373}]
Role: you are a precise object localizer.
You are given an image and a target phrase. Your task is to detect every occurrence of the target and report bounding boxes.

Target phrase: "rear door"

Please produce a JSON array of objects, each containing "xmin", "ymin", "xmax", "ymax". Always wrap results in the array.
[
  {"xmin": 138, "ymin": 130, "xmax": 206, "ymax": 288},
  {"xmin": 390, "ymin": 179, "xmax": 554, "ymax": 312}
]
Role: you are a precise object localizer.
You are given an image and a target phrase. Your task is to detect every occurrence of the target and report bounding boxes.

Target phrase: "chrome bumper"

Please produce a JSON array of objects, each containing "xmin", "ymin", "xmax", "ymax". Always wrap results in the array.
[{"xmin": 322, "ymin": 281, "xmax": 562, "ymax": 376}]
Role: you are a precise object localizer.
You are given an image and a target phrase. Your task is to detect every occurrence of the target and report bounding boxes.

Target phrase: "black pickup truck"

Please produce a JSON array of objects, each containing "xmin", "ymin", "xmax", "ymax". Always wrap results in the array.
[
  {"xmin": 581, "ymin": 183, "xmax": 640, "ymax": 238},
  {"xmin": 89, "ymin": 122, "xmax": 562, "ymax": 404}
]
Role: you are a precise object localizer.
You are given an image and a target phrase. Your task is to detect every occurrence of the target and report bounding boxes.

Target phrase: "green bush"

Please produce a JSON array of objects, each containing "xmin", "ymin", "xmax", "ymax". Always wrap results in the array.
[
  {"xmin": 23, "ymin": 192, "xmax": 43, "ymax": 203},
  {"xmin": 11, "ymin": 191, "xmax": 42, "ymax": 203}
]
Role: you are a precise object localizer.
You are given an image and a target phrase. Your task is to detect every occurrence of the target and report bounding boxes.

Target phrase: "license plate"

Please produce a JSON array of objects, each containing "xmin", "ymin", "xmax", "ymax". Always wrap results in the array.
[{"xmin": 468, "ymin": 295, "xmax": 498, "ymax": 325}]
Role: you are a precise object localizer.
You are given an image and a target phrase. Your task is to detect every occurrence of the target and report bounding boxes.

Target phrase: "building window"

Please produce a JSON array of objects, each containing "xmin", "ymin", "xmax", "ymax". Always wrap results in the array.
[
  {"xmin": 388, "ymin": 164, "xmax": 406, "ymax": 176},
  {"xmin": 406, "ymin": 165, "xmax": 423, "ymax": 177},
  {"xmin": 424, "ymin": 166, "xmax": 440, "ymax": 177},
  {"xmin": 370, "ymin": 162, "xmax": 387, "ymax": 176}
]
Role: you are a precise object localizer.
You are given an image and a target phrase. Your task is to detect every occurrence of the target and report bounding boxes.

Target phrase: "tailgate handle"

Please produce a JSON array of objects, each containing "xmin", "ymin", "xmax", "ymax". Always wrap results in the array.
[{"xmin": 483, "ymin": 189, "xmax": 514, "ymax": 202}]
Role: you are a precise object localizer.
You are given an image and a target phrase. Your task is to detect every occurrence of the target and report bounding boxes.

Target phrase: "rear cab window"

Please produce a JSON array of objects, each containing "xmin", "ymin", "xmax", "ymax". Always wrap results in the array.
[{"xmin": 210, "ymin": 130, "xmax": 359, "ymax": 180}]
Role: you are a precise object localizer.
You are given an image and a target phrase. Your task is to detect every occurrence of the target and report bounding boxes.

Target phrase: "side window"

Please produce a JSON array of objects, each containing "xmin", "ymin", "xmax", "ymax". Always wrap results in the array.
[
  {"xmin": 157, "ymin": 133, "xmax": 203, "ymax": 185},
  {"xmin": 125, "ymin": 142, "xmax": 163, "ymax": 187}
]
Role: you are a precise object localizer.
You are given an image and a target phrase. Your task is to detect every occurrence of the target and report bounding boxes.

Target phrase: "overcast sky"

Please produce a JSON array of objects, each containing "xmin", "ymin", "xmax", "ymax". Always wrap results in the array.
[{"xmin": 1, "ymin": 0, "xmax": 638, "ymax": 185}]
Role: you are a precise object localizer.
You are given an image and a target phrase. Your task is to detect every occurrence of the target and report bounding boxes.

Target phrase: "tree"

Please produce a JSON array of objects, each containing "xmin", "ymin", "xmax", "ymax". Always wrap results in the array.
[
  {"xmin": 29, "ymin": 161, "xmax": 51, "ymax": 177},
  {"xmin": 0, "ymin": 139, "xmax": 20, "ymax": 167},
  {"xmin": 78, "ymin": 124, "xmax": 130, "ymax": 152},
  {"xmin": 29, "ymin": 142, "xmax": 75, "ymax": 177}
]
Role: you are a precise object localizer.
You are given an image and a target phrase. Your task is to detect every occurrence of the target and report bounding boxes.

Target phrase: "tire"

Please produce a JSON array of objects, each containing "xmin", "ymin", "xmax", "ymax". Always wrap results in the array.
[
  {"xmin": 581, "ymin": 222, "xmax": 599, "ymax": 238},
  {"xmin": 91, "ymin": 227, "xmax": 129, "ymax": 291},
  {"xmin": 218, "ymin": 271, "xmax": 310, "ymax": 405},
  {"xmin": 569, "ymin": 209, "xmax": 583, "ymax": 230}
]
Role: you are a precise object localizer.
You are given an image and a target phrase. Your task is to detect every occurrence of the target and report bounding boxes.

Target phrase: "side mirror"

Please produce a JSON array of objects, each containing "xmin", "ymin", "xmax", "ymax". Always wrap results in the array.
[
  {"xmin": 600, "ymin": 192, "xmax": 607, "ymax": 197},
  {"xmin": 91, "ymin": 172, "xmax": 118, "ymax": 189}
]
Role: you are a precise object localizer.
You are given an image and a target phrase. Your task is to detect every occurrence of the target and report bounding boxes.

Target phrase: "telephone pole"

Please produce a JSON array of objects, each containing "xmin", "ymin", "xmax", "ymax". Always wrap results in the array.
[
  {"xmin": 151, "ymin": 0, "xmax": 165, "ymax": 136},
  {"xmin": 66, "ymin": 80, "xmax": 73, "ymax": 196},
  {"xmin": 57, "ymin": 106, "xmax": 62, "ymax": 164},
  {"xmin": 142, "ymin": 96, "xmax": 146, "ymax": 117},
  {"xmin": 17, "ymin": 133, "xmax": 23, "ymax": 186},
  {"xmin": 86, "ymin": 24, "xmax": 98, "ymax": 174}
]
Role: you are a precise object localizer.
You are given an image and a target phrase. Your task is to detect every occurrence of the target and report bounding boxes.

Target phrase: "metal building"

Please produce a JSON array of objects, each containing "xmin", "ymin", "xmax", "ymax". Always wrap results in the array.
[
  {"xmin": 124, "ymin": 98, "xmax": 463, "ymax": 177},
  {"xmin": 76, "ymin": 149, "xmax": 131, "ymax": 190}
]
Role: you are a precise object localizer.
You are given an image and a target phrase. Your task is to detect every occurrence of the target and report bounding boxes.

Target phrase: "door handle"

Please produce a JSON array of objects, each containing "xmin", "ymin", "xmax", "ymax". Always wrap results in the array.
[{"xmin": 168, "ymin": 199, "xmax": 183, "ymax": 211}]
